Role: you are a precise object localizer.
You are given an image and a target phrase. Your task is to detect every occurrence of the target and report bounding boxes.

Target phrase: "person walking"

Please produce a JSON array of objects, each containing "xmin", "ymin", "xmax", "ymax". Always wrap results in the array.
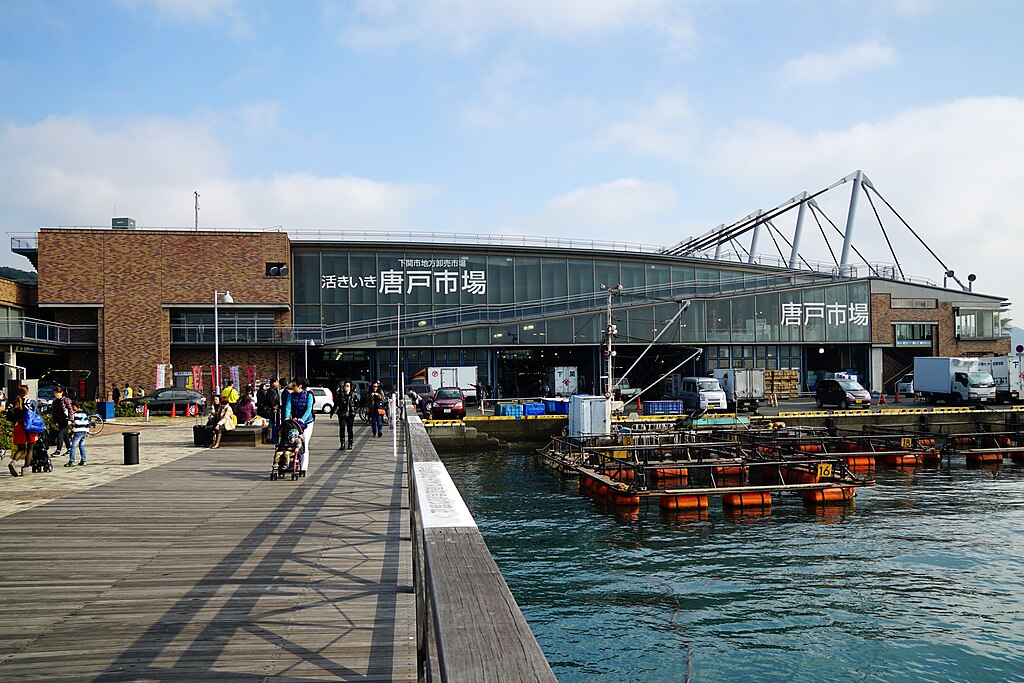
[
  {"xmin": 65, "ymin": 402, "xmax": 90, "ymax": 467},
  {"xmin": 220, "ymin": 378, "xmax": 239, "ymax": 407},
  {"xmin": 266, "ymin": 379, "xmax": 282, "ymax": 426},
  {"xmin": 49, "ymin": 386, "xmax": 74, "ymax": 458},
  {"xmin": 8, "ymin": 385, "xmax": 37, "ymax": 476},
  {"xmin": 283, "ymin": 380, "xmax": 315, "ymax": 474},
  {"xmin": 330, "ymin": 380, "xmax": 359, "ymax": 450},
  {"xmin": 112, "ymin": 383, "xmax": 121, "ymax": 404},
  {"xmin": 368, "ymin": 381, "xmax": 386, "ymax": 438},
  {"xmin": 123, "ymin": 384, "xmax": 134, "ymax": 401}
]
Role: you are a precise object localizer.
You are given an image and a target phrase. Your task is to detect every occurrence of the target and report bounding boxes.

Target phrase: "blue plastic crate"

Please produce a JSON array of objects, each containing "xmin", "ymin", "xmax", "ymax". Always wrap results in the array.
[
  {"xmin": 523, "ymin": 402, "xmax": 546, "ymax": 416},
  {"xmin": 642, "ymin": 400, "xmax": 683, "ymax": 415},
  {"xmin": 497, "ymin": 403, "xmax": 524, "ymax": 417},
  {"xmin": 544, "ymin": 399, "xmax": 569, "ymax": 415}
]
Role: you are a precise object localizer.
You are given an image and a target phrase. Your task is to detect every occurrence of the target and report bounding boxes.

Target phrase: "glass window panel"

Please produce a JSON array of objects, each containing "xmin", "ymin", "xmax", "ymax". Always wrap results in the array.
[
  {"xmin": 979, "ymin": 310, "xmax": 995, "ymax": 337},
  {"xmin": 620, "ymin": 262, "xmax": 645, "ymax": 291},
  {"xmin": 755, "ymin": 294, "xmax": 780, "ymax": 342},
  {"xmin": 847, "ymin": 282, "xmax": 870, "ymax": 342},
  {"xmin": 402, "ymin": 253, "xmax": 434, "ymax": 306},
  {"xmin": 595, "ymin": 261, "xmax": 620, "ymax": 290},
  {"xmin": 731, "ymin": 296, "xmax": 755, "ymax": 343},
  {"xmin": 680, "ymin": 300, "xmax": 703, "ymax": 342},
  {"xmin": 648, "ymin": 265, "xmax": 671, "ymax": 295},
  {"xmin": 541, "ymin": 258, "xmax": 568, "ymax": 309},
  {"xmin": 349, "ymin": 254, "xmax": 378, "ymax": 305},
  {"xmin": 780, "ymin": 292, "xmax": 802, "ymax": 342},
  {"xmin": 547, "ymin": 318, "xmax": 573, "ymax": 344},
  {"xmin": 515, "ymin": 257, "xmax": 542, "ymax": 302},
  {"xmin": 626, "ymin": 306, "xmax": 657, "ymax": 343},
  {"xmin": 671, "ymin": 266, "xmax": 695, "ymax": 296},
  {"xmin": 321, "ymin": 306, "xmax": 347, "ymax": 326},
  {"xmin": 696, "ymin": 268, "xmax": 719, "ymax": 296},
  {"xmin": 292, "ymin": 251, "xmax": 321, "ymax": 307},
  {"xmin": 293, "ymin": 305, "xmax": 320, "ymax": 325},
  {"xmin": 573, "ymin": 314, "xmax": 601, "ymax": 344},
  {"xmin": 802, "ymin": 289, "xmax": 825, "ymax": 342},
  {"xmin": 825, "ymin": 285, "xmax": 849, "ymax": 342},
  {"xmin": 463, "ymin": 327, "xmax": 489, "ymax": 345},
  {"xmin": 706, "ymin": 299, "xmax": 730, "ymax": 342},
  {"xmin": 434, "ymin": 330, "xmax": 461, "ymax": 346},
  {"xmin": 568, "ymin": 260, "xmax": 594, "ymax": 298},
  {"xmin": 486, "ymin": 256, "xmax": 514, "ymax": 305},
  {"xmin": 520, "ymin": 321, "xmax": 547, "ymax": 345},
  {"xmin": 320, "ymin": 252, "xmax": 349, "ymax": 305},
  {"xmin": 654, "ymin": 304, "xmax": 680, "ymax": 343}
]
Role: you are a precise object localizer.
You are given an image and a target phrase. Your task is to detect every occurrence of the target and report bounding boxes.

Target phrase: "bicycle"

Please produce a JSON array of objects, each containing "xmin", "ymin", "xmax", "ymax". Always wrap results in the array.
[{"xmin": 87, "ymin": 413, "xmax": 104, "ymax": 436}]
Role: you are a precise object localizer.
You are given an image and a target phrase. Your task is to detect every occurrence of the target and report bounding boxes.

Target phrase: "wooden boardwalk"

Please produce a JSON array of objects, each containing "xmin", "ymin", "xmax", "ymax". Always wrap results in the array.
[{"xmin": 0, "ymin": 422, "xmax": 415, "ymax": 681}]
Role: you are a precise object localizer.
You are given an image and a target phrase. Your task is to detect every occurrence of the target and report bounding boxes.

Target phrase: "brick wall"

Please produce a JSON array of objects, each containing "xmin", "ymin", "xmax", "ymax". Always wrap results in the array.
[
  {"xmin": 0, "ymin": 278, "xmax": 34, "ymax": 308},
  {"xmin": 37, "ymin": 229, "xmax": 291, "ymax": 391},
  {"xmin": 171, "ymin": 347, "xmax": 287, "ymax": 391},
  {"xmin": 871, "ymin": 292, "xmax": 1009, "ymax": 357}
]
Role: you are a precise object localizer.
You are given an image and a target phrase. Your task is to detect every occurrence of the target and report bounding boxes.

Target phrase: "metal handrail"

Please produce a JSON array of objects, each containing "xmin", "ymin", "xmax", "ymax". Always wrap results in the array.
[
  {"xmin": 0, "ymin": 317, "xmax": 97, "ymax": 345},
  {"xmin": 169, "ymin": 325, "xmax": 324, "ymax": 344}
]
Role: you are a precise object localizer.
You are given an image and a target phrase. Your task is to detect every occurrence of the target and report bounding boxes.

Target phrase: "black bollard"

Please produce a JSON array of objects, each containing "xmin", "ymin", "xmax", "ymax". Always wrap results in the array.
[{"xmin": 123, "ymin": 431, "xmax": 140, "ymax": 465}]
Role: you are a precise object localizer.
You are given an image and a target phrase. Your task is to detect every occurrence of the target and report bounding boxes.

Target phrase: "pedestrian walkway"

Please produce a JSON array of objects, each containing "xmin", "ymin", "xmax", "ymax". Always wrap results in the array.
[{"xmin": 0, "ymin": 421, "xmax": 414, "ymax": 681}]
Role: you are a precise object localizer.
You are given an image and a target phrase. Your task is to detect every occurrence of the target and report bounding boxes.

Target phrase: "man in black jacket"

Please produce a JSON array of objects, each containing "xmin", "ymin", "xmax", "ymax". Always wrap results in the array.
[
  {"xmin": 265, "ymin": 379, "xmax": 282, "ymax": 426},
  {"xmin": 330, "ymin": 380, "xmax": 360, "ymax": 450}
]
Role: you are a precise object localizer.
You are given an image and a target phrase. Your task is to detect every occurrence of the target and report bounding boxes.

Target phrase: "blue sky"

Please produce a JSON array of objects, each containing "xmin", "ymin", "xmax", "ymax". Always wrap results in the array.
[{"xmin": 2, "ymin": 0, "xmax": 1023, "ymax": 307}]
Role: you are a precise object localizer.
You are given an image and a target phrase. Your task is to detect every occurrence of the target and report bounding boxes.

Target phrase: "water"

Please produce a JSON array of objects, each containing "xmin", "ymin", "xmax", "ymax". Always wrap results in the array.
[{"xmin": 441, "ymin": 451, "xmax": 1024, "ymax": 683}]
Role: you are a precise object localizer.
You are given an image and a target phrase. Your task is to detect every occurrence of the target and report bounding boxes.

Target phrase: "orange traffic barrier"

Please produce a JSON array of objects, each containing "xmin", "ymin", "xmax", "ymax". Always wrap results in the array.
[
  {"xmin": 659, "ymin": 495, "xmax": 709, "ymax": 510},
  {"xmin": 723, "ymin": 492, "xmax": 772, "ymax": 508},
  {"xmin": 801, "ymin": 487, "xmax": 856, "ymax": 504}
]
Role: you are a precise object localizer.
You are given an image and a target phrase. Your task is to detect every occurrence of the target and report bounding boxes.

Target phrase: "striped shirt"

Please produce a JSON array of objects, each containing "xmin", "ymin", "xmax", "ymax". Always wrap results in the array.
[{"xmin": 72, "ymin": 410, "xmax": 90, "ymax": 434}]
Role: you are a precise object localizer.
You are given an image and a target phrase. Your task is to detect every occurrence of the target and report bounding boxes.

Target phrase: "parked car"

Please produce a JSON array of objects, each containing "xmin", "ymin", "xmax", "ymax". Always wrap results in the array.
[
  {"xmin": 37, "ymin": 385, "xmax": 79, "ymax": 411},
  {"xmin": 308, "ymin": 386, "xmax": 335, "ymax": 414},
  {"xmin": 815, "ymin": 378, "xmax": 871, "ymax": 409},
  {"xmin": 406, "ymin": 383, "xmax": 431, "ymax": 401},
  {"xmin": 417, "ymin": 390, "xmax": 436, "ymax": 416},
  {"xmin": 429, "ymin": 387, "xmax": 466, "ymax": 419},
  {"xmin": 134, "ymin": 387, "xmax": 207, "ymax": 414}
]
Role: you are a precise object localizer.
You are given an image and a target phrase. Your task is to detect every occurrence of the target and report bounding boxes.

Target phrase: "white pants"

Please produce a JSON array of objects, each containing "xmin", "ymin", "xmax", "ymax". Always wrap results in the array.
[{"xmin": 301, "ymin": 421, "xmax": 313, "ymax": 471}]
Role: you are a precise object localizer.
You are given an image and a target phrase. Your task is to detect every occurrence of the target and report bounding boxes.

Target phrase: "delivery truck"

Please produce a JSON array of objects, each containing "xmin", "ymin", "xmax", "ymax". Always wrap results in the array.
[
  {"xmin": 546, "ymin": 366, "xmax": 578, "ymax": 397},
  {"xmin": 425, "ymin": 366, "xmax": 478, "ymax": 402},
  {"xmin": 976, "ymin": 354, "xmax": 1024, "ymax": 403},
  {"xmin": 913, "ymin": 357, "xmax": 996, "ymax": 405},
  {"xmin": 711, "ymin": 368, "xmax": 765, "ymax": 412}
]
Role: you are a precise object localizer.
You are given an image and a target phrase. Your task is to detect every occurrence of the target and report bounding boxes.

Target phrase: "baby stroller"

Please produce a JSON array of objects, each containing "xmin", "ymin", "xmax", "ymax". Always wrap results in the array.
[
  {"xmin": 30, "ymin": 429, "xmax": 54, "ymax": 473},
  {"xmin": 270, "ymin": 419, "xmax": 305, "ymax": 481}
]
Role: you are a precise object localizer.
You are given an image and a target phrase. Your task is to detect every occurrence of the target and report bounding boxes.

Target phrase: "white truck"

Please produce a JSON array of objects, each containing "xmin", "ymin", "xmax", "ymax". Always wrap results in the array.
[
  {"xmin": 712, "ymin": 368, "xmax": 765, "ymax": 412},
  {"xmin": 678, "ymin": 376, "xmax": 728, "ymax": 411},
  {"xmin": 913, "ymin": 357, "xmax": 996, "ymax": 405},
  {"xmin": 977, "ymin": 354, "xmax": 1024, "ymax": 403},
  {"xmin": 613, "ymin": 377, "xmax": 642, "ymax": 402},
  {"xmin": 547, "ymin": 366, "xmax": 579, "ymax": 397},
  {"xmin": 425, "ymin": 366, "xmax": 478, "ymax": 402}
]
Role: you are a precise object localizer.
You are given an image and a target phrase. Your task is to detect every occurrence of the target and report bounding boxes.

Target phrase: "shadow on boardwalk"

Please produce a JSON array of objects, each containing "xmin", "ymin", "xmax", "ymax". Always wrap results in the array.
[{"xmin": 0, "ymin": 428, "xmax": 414, "ymax": 682}]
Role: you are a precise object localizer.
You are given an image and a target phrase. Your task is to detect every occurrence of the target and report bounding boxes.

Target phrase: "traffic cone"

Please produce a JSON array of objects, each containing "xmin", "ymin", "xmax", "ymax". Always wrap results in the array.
[
  {"xmin": 637, "ymin": 398, "xmax": 642, "ymax": 412},
  {"xmin": 143, "ymin": 403, "xmax": 149, "ymax": 421},
  {"xmin": 893, "ymin": 389, "xmax": 900, "ymax": 403},
  {"xmin": 171, "ymin": 402, "xmax": 177, "ymax": 418}
]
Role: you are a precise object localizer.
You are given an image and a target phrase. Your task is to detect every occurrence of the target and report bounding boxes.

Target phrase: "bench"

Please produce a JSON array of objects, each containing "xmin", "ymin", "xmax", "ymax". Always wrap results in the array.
[{"xmin": 221, "ymin": 426, "xmax": 268, "ymax": 447}]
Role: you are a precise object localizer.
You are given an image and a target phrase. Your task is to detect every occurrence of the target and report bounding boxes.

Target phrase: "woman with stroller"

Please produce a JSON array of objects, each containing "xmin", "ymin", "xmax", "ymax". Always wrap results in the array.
[
  {"xmin": 368, "ymin": 381, "xmax": 387, "ymax": 438},
  {"xmin": 6, "ymin": 385, "xmax": 37, "ymax": 476},
  {"xmin": 207, "ymin": 394, "xmax": 235, "ymax": 449},
  {"xmin": 283, "ymin": 380, "xmax": 315, "ymax": 474}
]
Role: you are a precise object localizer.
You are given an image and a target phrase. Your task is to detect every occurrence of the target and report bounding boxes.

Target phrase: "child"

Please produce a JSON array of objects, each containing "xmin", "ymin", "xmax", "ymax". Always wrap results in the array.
[
  {"xmin": 66, "ymin": 402, "xmax": 89, "ymax": 467},
  {"xmin": 274, "ymin": 419, "xmax": 304, "ymax": 475}
]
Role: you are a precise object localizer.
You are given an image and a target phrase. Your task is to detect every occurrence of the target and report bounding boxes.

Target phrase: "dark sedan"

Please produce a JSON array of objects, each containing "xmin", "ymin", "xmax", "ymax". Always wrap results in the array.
[{"xmin": 133, "ymin": 387, "xmax": 207, "ymax": 414}]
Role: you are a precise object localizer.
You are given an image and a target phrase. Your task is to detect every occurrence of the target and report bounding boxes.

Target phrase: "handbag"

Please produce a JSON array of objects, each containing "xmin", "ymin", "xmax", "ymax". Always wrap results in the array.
[
  {"xmin": 25, "ymin": 409, "xmax": 45, "ymax": 434},
  {"xmin": 377, "ymin": 408, "xmax": 387, "ymax": 416}
]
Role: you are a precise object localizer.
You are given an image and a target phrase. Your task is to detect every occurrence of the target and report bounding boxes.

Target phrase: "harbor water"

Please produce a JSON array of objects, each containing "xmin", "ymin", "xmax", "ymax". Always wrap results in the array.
[{"xmin": 441, "ymin": 450, "xmax": 1024, "ymax": 682}]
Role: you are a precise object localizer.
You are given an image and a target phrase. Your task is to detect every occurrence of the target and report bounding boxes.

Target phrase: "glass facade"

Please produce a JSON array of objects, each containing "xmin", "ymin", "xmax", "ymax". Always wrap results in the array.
[{"xmin": 292, "ymin": 247, "xmax": 873, "ymax": 347}]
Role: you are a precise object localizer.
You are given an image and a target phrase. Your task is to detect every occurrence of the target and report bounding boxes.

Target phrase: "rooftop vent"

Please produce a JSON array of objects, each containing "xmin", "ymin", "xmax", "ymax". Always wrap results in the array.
[{"xmin": 112, "ymin": 217, "xmax": 136, "ymax": 230}]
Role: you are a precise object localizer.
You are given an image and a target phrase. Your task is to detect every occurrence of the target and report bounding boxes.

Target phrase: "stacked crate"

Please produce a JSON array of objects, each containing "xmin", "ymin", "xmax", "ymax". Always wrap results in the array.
[{"xmin": 765, "ymin": 369, "xmax": 800, "ymax": 399}]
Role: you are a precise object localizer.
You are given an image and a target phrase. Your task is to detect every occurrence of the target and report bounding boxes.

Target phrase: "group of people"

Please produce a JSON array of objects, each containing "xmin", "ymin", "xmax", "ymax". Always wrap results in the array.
[
  {"xmin": 4, "ymin": 385, "xmax": 89, "ymax": 477},
  {"xmin": 110, "ymin": 383, "xmax": 145, "ymax": 403},
  {"xmin": 329, "ymin": 380, "xmax": 388, "ymax": 449}
]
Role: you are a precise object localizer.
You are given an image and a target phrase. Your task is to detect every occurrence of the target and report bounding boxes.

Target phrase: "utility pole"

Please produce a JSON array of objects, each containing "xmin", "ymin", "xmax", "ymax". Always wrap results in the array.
[
  {"xmin": 194, "ymin": 191, "xmax": 200, "ymax": 230},
  {"xmin": 601, "ymin": 283, "xmax": 622, "ymax": 398}
]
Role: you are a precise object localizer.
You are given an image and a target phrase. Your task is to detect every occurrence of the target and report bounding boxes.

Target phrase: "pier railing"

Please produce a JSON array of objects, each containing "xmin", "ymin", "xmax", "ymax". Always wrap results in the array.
[{"xmin": 405, "ymin": 409, "xmax": 556, "ymax": 682}]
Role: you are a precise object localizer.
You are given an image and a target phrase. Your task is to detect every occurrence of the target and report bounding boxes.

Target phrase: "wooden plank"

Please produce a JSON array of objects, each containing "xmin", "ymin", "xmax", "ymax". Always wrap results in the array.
[{"xmin": 0, "ymin": 423, "xmax": 415, "ymax": 680}]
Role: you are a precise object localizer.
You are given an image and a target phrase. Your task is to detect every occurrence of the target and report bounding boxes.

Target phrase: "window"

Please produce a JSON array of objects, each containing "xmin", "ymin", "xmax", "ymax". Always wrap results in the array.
[
  {"xmin": 956, "ymin": 309, "xmax": 998, "ymax": 338},
  {"xmin": 891, "ymin": 298, "xmax": 937, "ymax": 309},
  {"xmin": 894, "ymin": 323, "xmax": 934, "ymax": 347}
]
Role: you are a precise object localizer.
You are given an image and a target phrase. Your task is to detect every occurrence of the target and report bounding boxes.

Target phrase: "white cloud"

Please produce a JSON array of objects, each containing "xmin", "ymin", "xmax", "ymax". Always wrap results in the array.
[
  {"xmin": 237, "ymin": 101, "xmax": 283, "ymax": 137},
  {"xmin": 539, "ymin": 178, "xmax": 678, "ymax": 228},
  {"xmin": 339, "ymin": 0, "xmax": 694, "ymax": 52},
  {"xmin": 116, "ymin": 0, "xmax": 241, "ymax": 22},
  {"xmin": 700, "ymin": 96, "xmax": 1024, "ymax": 303},
  {"xmin": 0, "ymin": 116, "xmax": 440, "ymax": 240},
  {"xmin": 780, "ymin": 40, "xmax": 897, "ymax": 87},
  {"xmin": 589, "ymin": 91, "xmax": 698, "ymax": 160},
  {"xmin": 461, "ymin": 52, "xmax": 536, "ymax": 128}
]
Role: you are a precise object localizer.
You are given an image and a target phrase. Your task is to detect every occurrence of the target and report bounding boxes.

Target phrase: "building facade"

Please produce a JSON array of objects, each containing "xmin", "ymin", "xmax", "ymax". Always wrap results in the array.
[{"xmin": 7, "ymin": 226, "xmax": 1010, "ymax": 399}]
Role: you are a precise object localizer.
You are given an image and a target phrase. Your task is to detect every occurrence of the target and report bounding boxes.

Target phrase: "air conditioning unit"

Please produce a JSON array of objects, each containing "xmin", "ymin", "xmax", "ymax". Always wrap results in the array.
[{"xmin": 112, "ymin": 217, "xmax": 136, "ymax": 230}]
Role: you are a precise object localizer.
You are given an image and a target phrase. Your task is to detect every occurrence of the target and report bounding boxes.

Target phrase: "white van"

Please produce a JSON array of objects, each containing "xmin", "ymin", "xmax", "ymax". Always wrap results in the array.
[
  {"xmin": 679, "ymin": 377, "xmax": 728, "ymax": 411},
  {"xmin": 308, "ymin": 386, "xmax": 335, "ymax": 414}
]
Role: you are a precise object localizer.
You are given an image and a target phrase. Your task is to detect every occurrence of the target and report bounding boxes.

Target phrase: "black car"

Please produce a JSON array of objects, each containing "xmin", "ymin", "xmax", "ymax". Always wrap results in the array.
[
  {"xmin": 815, "ymin": 378, "xmax": 871, "ymax": 409},
  {"xmin": 133, "ymin": 388, "xmax": 207, "ymax": 414}
]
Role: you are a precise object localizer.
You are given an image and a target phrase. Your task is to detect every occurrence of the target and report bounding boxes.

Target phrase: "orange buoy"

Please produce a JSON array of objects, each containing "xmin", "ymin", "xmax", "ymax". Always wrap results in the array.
[
  {"xmin": 995, "ymin": 436, "xmax": 1012, "ymax": 448},
  {"xmin": 966, "ymin": 452, "xmax": 1004, "ymax": 465},
  {"xmin": 611, "ymin": 492, "xmax": 641, "ymax": 506},
  {"xmin": 722, "ymin": 492, "xmax": 772, "ymax": 508},
  {"xmin": 595, "ymin": 484, "xmax": 610, "ymax": 497},
  {"xmin": 712, "ymin": 465, "xmax": 745, "ymax": 477},
  {"xmin": 783, "ymin": 467, "xmax": 819, "ymax": 485},
  {"xmin": 606, "ymin": 469, "xmax": 633, "ymax": 481},
  {"xmin": 653, "ymin": 467, "xmax": 689, "ymax": 479},
  {"xmin": 801, "ymin": 487, "xmax": 856, "ymax": 504},
  {"xmin": 657, "ymin": 475, "xmax": 689, "ymax": 488},
  {"xmin": 844, "ymin": 455, "xmax": 876, "ymax": 468},
  {"xmin": 839, "ymin": 441, "xmax": 862, "ymax": 453},
  {"xmin": 659, "ymin": 495, "xmax": 709, "ymax": 510},
  {"xmin": 884, "ymin": 454, "xmax": 920, "ymax": 467},
  {"xmin": 919, "ymin": 449, "xmax": 942, "ymax": 464},
  {"xmin": 918, "ymin": 438, "xmax": 935, "ymax": 447}
]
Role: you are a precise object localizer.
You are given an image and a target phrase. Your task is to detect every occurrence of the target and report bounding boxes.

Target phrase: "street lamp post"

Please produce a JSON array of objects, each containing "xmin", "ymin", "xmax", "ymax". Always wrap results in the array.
[{"xmin": 213, "ymin": 290, "xmax": 234, "ymax": 393}]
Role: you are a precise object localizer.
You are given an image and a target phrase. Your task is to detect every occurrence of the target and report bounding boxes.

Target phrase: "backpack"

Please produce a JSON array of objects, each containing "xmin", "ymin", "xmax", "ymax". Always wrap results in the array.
[{"xmin": 25, "ymin": 409, "xmax": 45, "ymax": 434}]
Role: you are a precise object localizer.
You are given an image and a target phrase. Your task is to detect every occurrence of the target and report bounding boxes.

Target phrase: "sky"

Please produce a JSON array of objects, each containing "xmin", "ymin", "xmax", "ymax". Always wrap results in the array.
[{"xmin": 1, "ymin": 0, "xmax": 1023, "ymax": 310}]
